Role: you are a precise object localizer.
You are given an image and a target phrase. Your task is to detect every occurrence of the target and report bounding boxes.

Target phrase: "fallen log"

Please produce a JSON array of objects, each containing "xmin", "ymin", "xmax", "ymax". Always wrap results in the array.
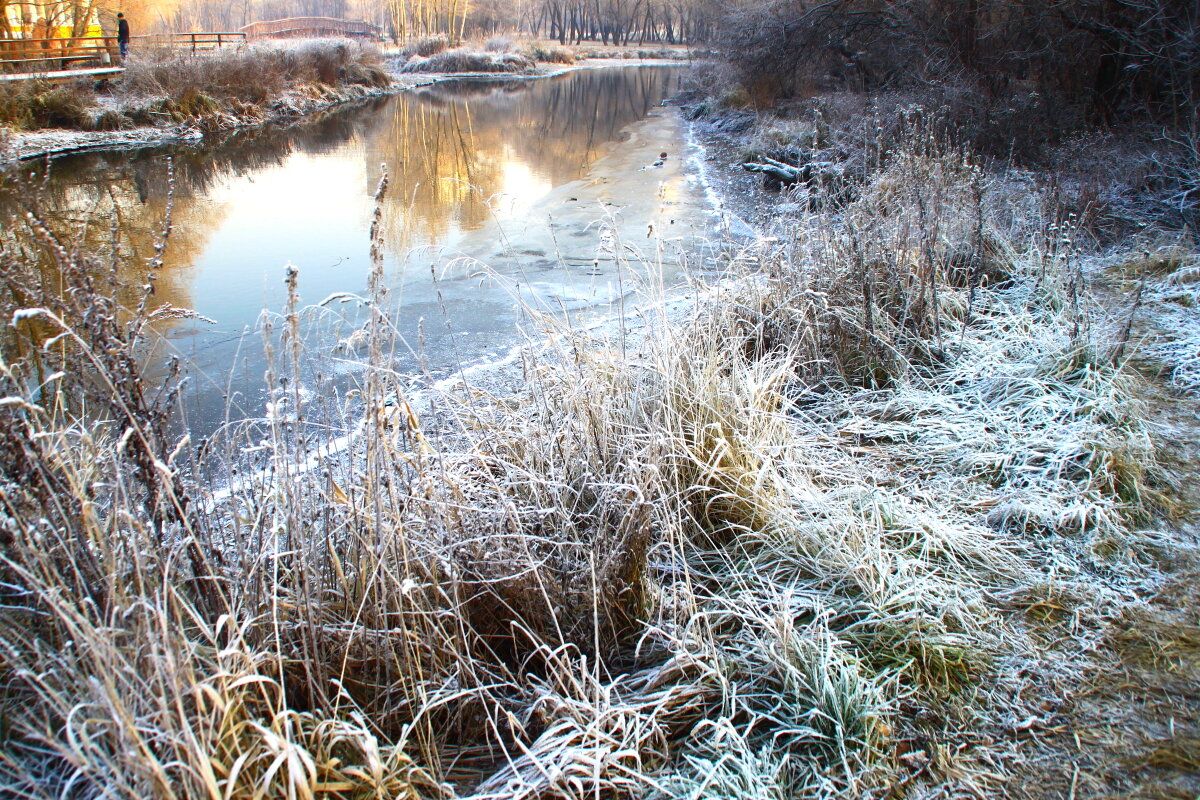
[{"xmin": 741, "ymin": 155, "xmax": 803, "ymax": 184}]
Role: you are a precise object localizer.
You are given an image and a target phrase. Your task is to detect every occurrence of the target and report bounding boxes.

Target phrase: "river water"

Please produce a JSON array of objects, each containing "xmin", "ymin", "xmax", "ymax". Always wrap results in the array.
[{"xmin": 3, "ymin": 65, "xmax": 721, "ymax": 438}]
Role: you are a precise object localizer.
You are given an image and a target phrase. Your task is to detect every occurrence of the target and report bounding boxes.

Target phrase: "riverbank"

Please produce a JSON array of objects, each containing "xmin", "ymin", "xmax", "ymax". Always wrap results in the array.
[
  {"xmin": 1, "ymin": 40, "xmax": 392, "ymax": 162},
  {"xmin": 1, "ymin": 80, "xmax": 406, "ymax": 162},
  {"xmin": 672, "ymin": 90, "xmax": 1200, "ymax": 798}
]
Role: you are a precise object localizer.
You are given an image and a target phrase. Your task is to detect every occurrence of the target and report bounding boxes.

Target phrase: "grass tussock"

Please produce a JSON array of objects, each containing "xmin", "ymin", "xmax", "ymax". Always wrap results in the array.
[
  {"xmin": 523, "ymin": 43, "xmax": 575, "ymax": 64},
  {"xmin": 120, "ymin": 40, "xmax": 390, "ymax": 112},
  {"xmin": 401, "ymin": 35, "xmax": 450, "ymax": 58},
  {"xmin": 0, "ymin": 81, "xmax": 106, "ymax": 132},
  {"xmin": 0, "ymin": 108, "xmax": 1186, "ymax": 800},
  {"xmin": 399, "ymin": 48, "xmax": 536, "ymax": 74},
  {"xmin": 574, "ymin": 45, "xmax": 687, "ymax": 61}
]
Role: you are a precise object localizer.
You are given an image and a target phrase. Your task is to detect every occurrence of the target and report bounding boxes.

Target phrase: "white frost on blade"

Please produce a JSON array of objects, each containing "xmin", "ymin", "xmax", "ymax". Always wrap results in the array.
[
  {"xmin": 1143, "ymin": 264, "xmax": 1200, "ymax": 394},
  {"xmin": 1146, "ymin": 307, "xmax": 1200, "ymax": 394},
  {"xmin": 10, "ymin": 308, "xmax": 48, "ymax": 325},
  {"xmin": 317, "ymin": 291, "xmax": 367, "ymax": 307},
  {"xmin": 0, "ymin": 397, "xmax": 45, "ymax": 414}
]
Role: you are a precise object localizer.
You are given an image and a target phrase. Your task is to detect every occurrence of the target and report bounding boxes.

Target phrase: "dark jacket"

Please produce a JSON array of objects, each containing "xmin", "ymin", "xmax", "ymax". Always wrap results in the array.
[{"xmin": 117, "ymin": 18, "xmax": 129, "ymax": 43}]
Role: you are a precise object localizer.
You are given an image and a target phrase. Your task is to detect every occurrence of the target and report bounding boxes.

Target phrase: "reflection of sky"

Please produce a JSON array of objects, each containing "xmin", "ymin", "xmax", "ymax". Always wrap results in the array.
[
  {"xmin": 495, "ymin": 155, "xmax": 553, "ymax": 218},
  {"xmin": 178, "ymin": 129, "xmax": 561, "ymax": 340},
  {"xmin": 190, "ymin": 152, "xmax": 373, "ymax": 327}
]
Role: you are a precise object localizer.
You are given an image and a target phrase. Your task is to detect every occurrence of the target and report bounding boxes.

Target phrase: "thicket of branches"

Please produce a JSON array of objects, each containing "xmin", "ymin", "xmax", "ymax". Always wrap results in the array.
[
  {"xmin": 97, "ymin": 0, "xmax": 717, "ymax": 45},
  {"xmin": 520, "ymin": 0, "xmax": 719, "ymax": 45},
  {"xmin": 712, "ymin": 0, "xmax": 1198, "ymax": 127}
]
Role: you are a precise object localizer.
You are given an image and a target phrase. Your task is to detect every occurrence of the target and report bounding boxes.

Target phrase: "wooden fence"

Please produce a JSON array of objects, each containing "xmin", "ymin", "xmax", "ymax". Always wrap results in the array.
[
  {"xmin": 0, "ymin": 19, "xmax": 374, "ymax": 80},
  {"xmin": 133, "ymin": 32, "xmax": 247, "ymax": 53},
  {"xmin": 238, "ymin": 17, "xmax": 381, "ymax": 40},
  {"xmin": 0, "ymin": 35, "xmax": 119, "ymax": 73},
  {"xmin": 0, "ymin": 31, "xmax": 250, "ymax": 78}
]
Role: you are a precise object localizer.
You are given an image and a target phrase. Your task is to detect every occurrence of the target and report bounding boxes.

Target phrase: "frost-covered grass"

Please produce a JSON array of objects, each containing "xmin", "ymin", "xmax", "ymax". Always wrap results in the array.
[
  {"xmin": 0, "ymin": 111, "xmax": 1186, "ymax": 799},
  {"xmin": 398, "ymin": 47, "xmax": 535, "ymax": 74},
  {"xmin": 120, "ymin": 38, "xmax": 391, "ymax": 99},
  {"xmin": 1138, "ymin": 248, "xmax": 1200, "ymax": 393}
]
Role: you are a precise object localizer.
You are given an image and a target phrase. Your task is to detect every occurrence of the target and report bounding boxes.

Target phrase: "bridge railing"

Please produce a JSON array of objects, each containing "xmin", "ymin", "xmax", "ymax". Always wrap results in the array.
[
  {"xmin": 0, "ymin": 31, "xmax": 249, "ymax": 73},
  {"xmin": 133, "ymin": 32, "xmax": 248, "ymax": 53},
  {"xmin": 0, "ymin": 20, "xmax": 373, "ymax": 77},
  {"xmin": 0, "ymin": 35, "xmax": 119, "ymax": 72},
  {"xmin": 238, "ymin": 17, "xmax": 381, "ymax": 40}
]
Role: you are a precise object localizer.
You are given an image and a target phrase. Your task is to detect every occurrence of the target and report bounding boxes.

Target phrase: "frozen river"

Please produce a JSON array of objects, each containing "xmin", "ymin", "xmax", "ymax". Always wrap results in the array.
[{"xmin": 4, "ymin": 65, "xmax": 720, "ymax": 437}]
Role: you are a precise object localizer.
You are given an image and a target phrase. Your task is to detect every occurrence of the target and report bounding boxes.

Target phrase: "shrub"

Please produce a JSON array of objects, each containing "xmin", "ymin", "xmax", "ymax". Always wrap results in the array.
[
  {"xmin": 712, "ymin": 0, "xmax": 1198, "ymax": 124},
  {"xmin": 401, "ymin": 35, "xmax": 448, "ymax": 58},
  {"xmin": 484, "ymin": 35, "xmax": 515, "ymax": 53}
]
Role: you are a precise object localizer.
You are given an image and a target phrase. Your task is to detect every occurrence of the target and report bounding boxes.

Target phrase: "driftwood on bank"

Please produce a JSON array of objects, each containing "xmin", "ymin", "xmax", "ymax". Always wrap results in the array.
[
  {"xmin": 741, "ymin": 156, "xmax": 854, "ymax": 208},
  {"xmin": 741, "ymin": 155, "xmax": 804, "ymax": 184}
]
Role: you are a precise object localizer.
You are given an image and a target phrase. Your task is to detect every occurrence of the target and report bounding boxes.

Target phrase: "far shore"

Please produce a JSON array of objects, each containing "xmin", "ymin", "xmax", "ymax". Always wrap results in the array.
[{"xmin": 1, "ymin": 56, "xmax": 688, "ymax": 164}]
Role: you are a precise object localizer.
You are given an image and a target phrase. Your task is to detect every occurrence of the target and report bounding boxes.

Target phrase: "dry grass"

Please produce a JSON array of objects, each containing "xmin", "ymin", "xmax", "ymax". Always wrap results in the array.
[
  {"xmin": 523, "ymin": 43, "xmax": 575, "ymax": 64},
  {"xmin": 0, "ymin": 106, "xmax": 1192, "ymax": 800},
  {"xmin": 485, "ymin": 36, "xmax": 516, "ymax": 53},
  {"xmin": 0, "ymin": 81, "xmax": 98, "ymax": 131},
  {"xmin": 401, "ymin": 35, "xmax": 450, "ymax": 58},
  {"xmin": 0, "ymin": 41, "xmax": 389, "ymax": 134},
  {"xmin": 399, "ymin": 48, "xmax": 535, "ymax": 74},
  {"xmin": 1135, "ymin": 245, "xmax": 1200, "ymax": 392},
  {"xmin": 120, "ymin": 40, "xmax": 390, "ymax": 110}
]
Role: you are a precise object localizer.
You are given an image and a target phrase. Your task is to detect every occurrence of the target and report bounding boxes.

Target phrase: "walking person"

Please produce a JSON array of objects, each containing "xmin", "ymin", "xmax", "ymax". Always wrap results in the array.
[{"xmin": 117, "ymin": 13, "xmax": 129, "ymax": 60}]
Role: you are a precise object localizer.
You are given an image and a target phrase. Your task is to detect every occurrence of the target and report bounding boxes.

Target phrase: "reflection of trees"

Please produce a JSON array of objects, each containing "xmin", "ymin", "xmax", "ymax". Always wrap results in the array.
[
  {"xmin": 0, "ymin": 98, "xmax": 390, "ymax": 326},
  {"xmin": 0, "ymin": 157, "xmax": 213, "ymax": 321},
  {"xmin": 365, "ymin": 66, "xmax": 680, "ymax": 254},
  {"xmin": 0, "ymin": 66, "xmax": 681, "ymax": 328}
]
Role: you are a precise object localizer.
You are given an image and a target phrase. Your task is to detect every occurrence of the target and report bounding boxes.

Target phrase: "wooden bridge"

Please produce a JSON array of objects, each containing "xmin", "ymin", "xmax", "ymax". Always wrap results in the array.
[{"xmin": 238, "ymin": 17, "xmax": 381, "ymax": 40}]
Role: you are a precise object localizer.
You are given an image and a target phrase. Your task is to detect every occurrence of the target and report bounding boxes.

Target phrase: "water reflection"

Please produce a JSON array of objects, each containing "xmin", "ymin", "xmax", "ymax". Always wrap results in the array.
[
  {"xmin": 0, "ymin": 66, "xmax": 697, "ymax": 437},
  {"xmin": 0, "ymin": 103, "xmax": 389, "ymax": 319},
  {"xmin": 368, "ymin": 68, "xmax": 682, "ymax": 249}
]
